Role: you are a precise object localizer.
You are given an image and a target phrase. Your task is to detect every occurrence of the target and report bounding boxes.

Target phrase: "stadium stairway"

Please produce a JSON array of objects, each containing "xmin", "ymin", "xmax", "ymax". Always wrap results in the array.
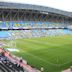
[
  {"xmin": 0, "ymin": 53, "xmax": 25, "ymax": 72},
  {"xmin": 0, "ymin": 48, "xmax": 41, "ymax": 72}
]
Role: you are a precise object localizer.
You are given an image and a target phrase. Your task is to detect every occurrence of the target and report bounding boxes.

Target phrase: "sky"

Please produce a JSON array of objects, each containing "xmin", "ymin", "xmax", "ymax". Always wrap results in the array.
[{"xmin": 0, "ymin": 0, "xmax": 72, "ymax": 12}]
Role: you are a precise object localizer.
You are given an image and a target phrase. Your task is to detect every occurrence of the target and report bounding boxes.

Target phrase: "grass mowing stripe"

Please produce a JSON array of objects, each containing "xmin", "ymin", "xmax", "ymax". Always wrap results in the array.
[{"xmin": 3, "ymin": 35, "xmax": 72, "ymax": 72}]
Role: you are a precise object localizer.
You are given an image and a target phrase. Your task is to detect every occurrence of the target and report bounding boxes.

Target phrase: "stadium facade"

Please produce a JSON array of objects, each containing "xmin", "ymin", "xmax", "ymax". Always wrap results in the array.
[{"xmin": 0, "ymin": 2, "xmax": 72, "ymax": 38}]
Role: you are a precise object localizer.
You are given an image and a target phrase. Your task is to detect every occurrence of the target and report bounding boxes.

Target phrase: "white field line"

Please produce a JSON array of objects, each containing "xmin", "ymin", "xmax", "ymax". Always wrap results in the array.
[
  {"xmin": 7, "ymin": 48, "xmax": 19, "ymax": 52},
  {"xmin": 23, "ymin": 51, "xmax": 72, "ymax": 67},
  {"xmin": 5, "ymin": 39, "xmax": 72, "ymax": 67},
  {"xmin": 19, "ymin": 39, "xmax": 72, "ymax": 67},
  {"xmin": 25, "ymin": 39, "xmax": 69, "ymax": 46},
  {"xmin": 23, "ymin": 51, "xmax": 58, "ymax": 66}
]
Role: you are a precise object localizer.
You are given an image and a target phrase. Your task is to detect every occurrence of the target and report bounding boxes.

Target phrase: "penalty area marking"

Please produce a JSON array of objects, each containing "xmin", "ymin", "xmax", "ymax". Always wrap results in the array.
[{"xmin": 7, "ymin": 48, "xmax": 19, "ymax": 52}]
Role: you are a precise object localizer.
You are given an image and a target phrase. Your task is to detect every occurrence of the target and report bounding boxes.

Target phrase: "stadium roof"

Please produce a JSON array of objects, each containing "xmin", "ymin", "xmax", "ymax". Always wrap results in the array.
[{"xmin": 0, "ymin": 2, "xmax": 72, "ymax": 17}]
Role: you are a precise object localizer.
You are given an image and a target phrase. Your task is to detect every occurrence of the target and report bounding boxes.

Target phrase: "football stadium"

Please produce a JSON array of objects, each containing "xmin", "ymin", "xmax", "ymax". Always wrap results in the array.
[{"xmin": 0, "ymin": 2, "xmax": 72, "ymax": 72}]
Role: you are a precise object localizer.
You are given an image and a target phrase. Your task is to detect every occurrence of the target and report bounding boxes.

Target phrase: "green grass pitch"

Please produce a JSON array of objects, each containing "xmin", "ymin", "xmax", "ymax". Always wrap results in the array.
[{"xmin": 4, "ymin": 35, "xmax": 72, "ymax": 72}]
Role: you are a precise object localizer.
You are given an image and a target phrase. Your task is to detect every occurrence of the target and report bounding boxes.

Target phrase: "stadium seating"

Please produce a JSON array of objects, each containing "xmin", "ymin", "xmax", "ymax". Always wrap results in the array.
[
  {"xmin": 0, "ymin": 53, "xmax": 25, "ymax": 72},
  {"xmin": 9, "ymin": 29, "xmax": 72, "ymax": 39},
  {"xmin": 0, "ymin": 48, "xmax": 41, "ymax": 72},
  {"xmin": 0, "ymin": 31, "xmax": 11, "ymax": 39},
  {"xmin": 0, "ymin": 21, "xmax": 72, "ymax": 39},
  {"xmin": 0, "ymin": 29, "xmax": 72, "ymax": 40},
  {"xmin": 0, "ymin": 21, "xmax": 66, "ymax": 29}
]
